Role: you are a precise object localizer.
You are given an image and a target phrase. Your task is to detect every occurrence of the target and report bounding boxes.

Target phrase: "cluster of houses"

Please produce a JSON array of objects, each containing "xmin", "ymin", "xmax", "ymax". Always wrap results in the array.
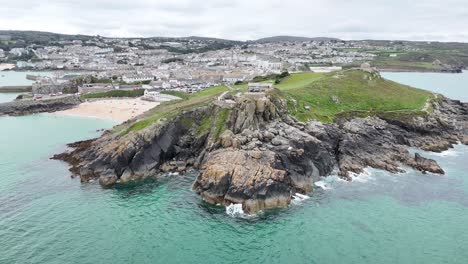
[{"xmin": 5, "ymin": 35, "xmax": 401, "ymax": 101}]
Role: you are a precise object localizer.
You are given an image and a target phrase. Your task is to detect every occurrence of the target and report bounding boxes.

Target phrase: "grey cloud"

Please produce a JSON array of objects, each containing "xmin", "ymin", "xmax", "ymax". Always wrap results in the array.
[{"xmin": 0, "ymin": 0, "xmax": 467, "ymax": 42}]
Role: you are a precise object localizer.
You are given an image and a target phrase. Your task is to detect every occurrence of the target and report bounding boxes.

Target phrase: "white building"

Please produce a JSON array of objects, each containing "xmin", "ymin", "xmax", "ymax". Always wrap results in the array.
[
  {"xmin": 309, "ymin": 66, "xmax": 342, "ymax": 73},
  {"xmin": 248, "ymin": 82, "xmax": 273, "ymax": 93},
  {"xmin": 143, "ymin": 90, "xmax": 181, "ymax": 102},
  {"xmin": 9, "ymin": 48, "xmax": 27, "ymax": 56},
  {"xmin": 122, "ymin": 75, "xmax": 154, "ymax": 83},
  {"xmin": 223, "ymin": 73, "xmax": 246, "ymax": 83}
]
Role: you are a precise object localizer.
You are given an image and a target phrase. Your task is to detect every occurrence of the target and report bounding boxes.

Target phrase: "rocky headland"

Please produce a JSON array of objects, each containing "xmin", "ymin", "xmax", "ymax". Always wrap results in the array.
[
  {"xmin": 0, "ymin": 95, "xmax": 82, "ymax": 116},
  {"xmin": 54, "ymin": 80, "xmax": 468, "ymax": 213}
]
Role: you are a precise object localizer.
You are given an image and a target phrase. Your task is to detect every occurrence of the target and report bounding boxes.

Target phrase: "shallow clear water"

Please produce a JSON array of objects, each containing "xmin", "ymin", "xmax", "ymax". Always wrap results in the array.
[
  {"xmin": 0, "ymin": 93, "xmax": 19, "ymax": 103},
  {"xmin": 1, "ymin": 73, "xmax": 468, "ymax": 263}
]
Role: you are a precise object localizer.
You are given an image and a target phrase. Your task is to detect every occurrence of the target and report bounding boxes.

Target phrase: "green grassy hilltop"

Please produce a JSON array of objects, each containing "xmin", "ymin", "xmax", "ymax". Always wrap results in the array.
[
  {"xmin": 116, "ymin": 70, "xmax": 434, "ymax": 135},
  {"xmin": 273, "ymin": 70, "xmax": 433, "ymax": 122}
]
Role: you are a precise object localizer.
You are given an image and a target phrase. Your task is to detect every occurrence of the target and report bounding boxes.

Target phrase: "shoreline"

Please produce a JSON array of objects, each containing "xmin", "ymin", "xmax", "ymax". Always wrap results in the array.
[
  {"xmin": 53, "ymin": 98, "xmax": 159, "ymax": 122},
  {"xmin": 378, "ymin": 68, "xmax": 464, "ymax": 74}
]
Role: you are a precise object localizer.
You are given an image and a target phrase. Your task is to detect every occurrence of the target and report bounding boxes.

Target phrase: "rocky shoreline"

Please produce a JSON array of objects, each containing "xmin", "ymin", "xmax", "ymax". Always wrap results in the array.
[
  {"xmin": 0, "ymin": 95, "xmax": 82, "ymax": 116},
  {"xmin": 379, "ymin": 67, "xmax": 464, "ymax": 74},
  {"xmin": 53, "ymin": 92, "xmax": 468, "ymax": 213}
]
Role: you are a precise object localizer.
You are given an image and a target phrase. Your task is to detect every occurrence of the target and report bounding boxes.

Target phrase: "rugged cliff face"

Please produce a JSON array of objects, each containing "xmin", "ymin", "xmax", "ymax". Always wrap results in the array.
[
  {"xmin": 55, "ymin": 92, "xmax": 468, "ymax": 213},
  {"xmin": 55, "ymin": 105, "xmax": 216, "ymax": 185}
]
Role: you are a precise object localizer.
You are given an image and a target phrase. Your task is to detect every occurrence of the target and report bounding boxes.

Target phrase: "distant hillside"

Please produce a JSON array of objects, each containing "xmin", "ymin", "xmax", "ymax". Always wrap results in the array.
[
  {"xmin": 0, "ymin": 31, "xmax": 239, "ymax": 43},
  {"xmin": 255, "ymin": 36, "xmax": 341, "ymax": 43},
  {"xmin": 182, "ymin": 36, "xmax": 240, "ymax": 43},
  {"xmin": 0, "ymin": 30, "xmax": 94, "ymax": 43}
]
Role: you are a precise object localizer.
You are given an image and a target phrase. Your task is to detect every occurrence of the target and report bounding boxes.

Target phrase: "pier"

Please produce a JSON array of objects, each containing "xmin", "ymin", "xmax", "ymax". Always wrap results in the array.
[{"xmin": 0, "ymin": 85, "xmax": 32, "ymax": 93}]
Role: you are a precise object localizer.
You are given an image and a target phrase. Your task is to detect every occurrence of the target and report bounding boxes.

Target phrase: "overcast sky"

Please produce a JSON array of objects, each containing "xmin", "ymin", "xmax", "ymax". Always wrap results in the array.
[{"xmin": 0, "ymin": 0, "xmax": 467, "ymax": 42}]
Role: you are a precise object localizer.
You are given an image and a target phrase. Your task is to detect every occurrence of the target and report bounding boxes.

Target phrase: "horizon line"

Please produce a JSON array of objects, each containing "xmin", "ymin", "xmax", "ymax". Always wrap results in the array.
[{"xmin": 1, "ymin": 29, "xmax": 468, "ymax": 44}]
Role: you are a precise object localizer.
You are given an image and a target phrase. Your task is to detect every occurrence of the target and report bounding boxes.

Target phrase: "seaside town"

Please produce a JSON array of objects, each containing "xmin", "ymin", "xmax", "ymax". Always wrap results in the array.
[{"xmin": 0, "ymin": 34, "xmax": 388, "ymax": 98}]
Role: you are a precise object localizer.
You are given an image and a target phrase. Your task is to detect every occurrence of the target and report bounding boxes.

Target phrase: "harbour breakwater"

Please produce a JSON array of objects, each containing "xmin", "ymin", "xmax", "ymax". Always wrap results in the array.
[{"xmin": 0, "ymin": 85, "xmax": 32, "ymax": 92}]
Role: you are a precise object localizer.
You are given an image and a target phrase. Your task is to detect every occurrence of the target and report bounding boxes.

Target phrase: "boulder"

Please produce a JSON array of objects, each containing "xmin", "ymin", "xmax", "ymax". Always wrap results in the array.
[
  {"xmin": 220, "ymin": 130, "xmax": 235, "ymax": 148},
  {"xmin": 193, "ymin": 149, "xmax": 292, "ymax": 213},
  {"xmin": 410, "ymin": 153, "xmax": 445, "ymax": 174}
]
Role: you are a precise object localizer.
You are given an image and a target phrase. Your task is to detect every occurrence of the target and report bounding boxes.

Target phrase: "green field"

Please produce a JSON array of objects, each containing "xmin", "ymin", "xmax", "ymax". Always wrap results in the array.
[
  {"xmin": 344, "ymin": 42, "xmax": 468, "ymax": 72},
  {"xmin": 81, "ymin": 89, "xmax": 145, "ymax": 99},
  {"xmin": 273, "ymin": 70, "xmax": 433, "ymax": 122},
  {"xmin": 275, "ymin": 72, "xmax": 324, "ymax": 90},
  {"xmin": 117, "ymin": 70, "xmax": 433, "ymax": 134}
]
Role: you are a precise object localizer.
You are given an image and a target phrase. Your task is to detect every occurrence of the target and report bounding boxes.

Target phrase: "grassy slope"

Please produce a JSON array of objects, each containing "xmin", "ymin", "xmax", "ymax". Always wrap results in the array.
[
  {"xmin": 81, "ymin": 89, "xmax": 145, "ymax": 99},
  {"xmin": 274, "ymin": 70, "xmax": 432, "ymax": 122},
  {"xmin": 119, "ymin": 85, "xmax": 228, "ymax": 134},
  {"xmin": 371, "ymin": 53, "xmax": 445, "ymax": 71},
  {"xmin": 116, "ymin": 71, "xmax": 433, "ymax": 135},
  {"xmin": 276, "ymin": 72, "xmax": 324, "ymax": 90}
]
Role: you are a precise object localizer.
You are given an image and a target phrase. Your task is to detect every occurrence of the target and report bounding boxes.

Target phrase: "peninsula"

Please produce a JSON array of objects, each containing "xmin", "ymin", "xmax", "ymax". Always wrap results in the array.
[{"xmin": 54, "ymin": 70, "xmax": 468, "ymax": 213}]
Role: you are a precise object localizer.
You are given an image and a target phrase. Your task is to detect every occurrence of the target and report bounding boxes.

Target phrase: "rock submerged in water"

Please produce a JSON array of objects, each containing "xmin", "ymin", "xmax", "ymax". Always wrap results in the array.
[
  {"xmin": 409, "ymin": 153, "xmax": 445, "ymax": 175},
  {"xmin": 54, "ymin": 93, "xmax": 468, "ymax": 213}
]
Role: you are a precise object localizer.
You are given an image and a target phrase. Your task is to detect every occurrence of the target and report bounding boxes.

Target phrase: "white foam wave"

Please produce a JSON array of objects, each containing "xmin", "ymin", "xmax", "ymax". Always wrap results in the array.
[
  {"xmin": 432, "ymin": 149, "xmax": 460, "ymax": 157},
  {"xmin": 291, "ymin": 193, "xmax": 311, "ymax": 205},
  {"xmin": 314, "ymin": 180, "xmax": 332, "ymax": 190},
  {"xmin": 226, "ymin": 203, "xmax": 249, "ymax": 218},
  {"xmin": 314, "ymin": 175, "xmax": 348, "ymax": 190},
  {"xmin": 349, "ymin": 168, "xmax": 374, "ymax": 183}
]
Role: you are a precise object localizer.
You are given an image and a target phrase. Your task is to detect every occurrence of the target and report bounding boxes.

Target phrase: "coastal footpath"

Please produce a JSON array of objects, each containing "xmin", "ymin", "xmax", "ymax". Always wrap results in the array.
[{"xmin": 54, "ymin": 70, "xmax": 468, "ymax": 213}]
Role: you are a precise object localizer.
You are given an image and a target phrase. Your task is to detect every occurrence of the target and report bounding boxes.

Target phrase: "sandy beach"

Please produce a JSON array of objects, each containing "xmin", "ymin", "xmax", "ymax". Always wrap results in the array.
[{"xmin": 54, "ymin": 98, "xmax": 159, "ymax": 122}]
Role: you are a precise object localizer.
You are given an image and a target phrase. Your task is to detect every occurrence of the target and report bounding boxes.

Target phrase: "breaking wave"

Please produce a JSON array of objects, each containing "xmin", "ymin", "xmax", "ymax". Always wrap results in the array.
[
  {"xmin": 432, "ymin": 148, "xmax": 460, "ymax": 157},
  {"xmin": 291, "ymin": 193, "xmax": 311, "ymax": 205},
  {"xmin": 225, "ymin": 203, "xmax": 254, "ymax": 218},
  {"xmin": 349, "ymin": 168, "xmax": 375, "ymax": 183},
  {"xmin": 315, "ymin": 175, "xmax": 347, "ymax": 190}
]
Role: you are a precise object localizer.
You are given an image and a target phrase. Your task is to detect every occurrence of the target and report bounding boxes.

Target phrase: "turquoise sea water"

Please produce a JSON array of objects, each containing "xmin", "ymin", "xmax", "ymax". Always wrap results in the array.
[
  {"xmin": 0, "ymin": 93, "xmax": 19, "ymax": 103},
  {"xmin": 1, "ymin": 72, "xmax": 468, "ymax": 263},
  {"xmin": 382, "ymin": 71, "xmax": 468, "ymax": 102}
]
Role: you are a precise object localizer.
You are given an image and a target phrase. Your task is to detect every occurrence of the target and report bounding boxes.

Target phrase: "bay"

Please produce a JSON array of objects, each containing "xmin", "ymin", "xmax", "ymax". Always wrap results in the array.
[
  {"xmin": 1, "ymin": 72, "xmax": 468, "ymax": 264},
  {"xmin": 0, "ymin": 71, "xmax": 53, "ymax": 87}
]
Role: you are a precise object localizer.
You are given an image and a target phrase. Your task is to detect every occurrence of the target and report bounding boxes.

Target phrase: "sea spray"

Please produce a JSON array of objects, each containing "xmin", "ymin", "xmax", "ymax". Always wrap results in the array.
[
  {"xmin": 432, "ymin": 148, "xmax": 460, "ymax": 157},
  {"xmin": 349, "ymin": 168, "xmax": 374, "ymax": 183},
  {"xmin": 226, "ymin": 204, "xmax": 247, "ymax": 218},
  {"xmin": 291, "ymin": 193, "xmax": 311, "ymax": 205},
  {"xmin": 315, "ymin": 175, "xmax": 347, "ymax": 190},
  {"xmin": 314, "ymin": 180, "xmax": 332, "ymax": 190}
]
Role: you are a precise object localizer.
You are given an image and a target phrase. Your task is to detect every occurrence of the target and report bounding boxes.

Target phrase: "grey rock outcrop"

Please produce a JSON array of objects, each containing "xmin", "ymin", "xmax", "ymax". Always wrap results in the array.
[
  {"xmin": 0, "ymin": 95, "xmax": 82, "ymax": 116},
  {"xmin": 54, "ymin": 94, "xmax": 468, "ymax": 213}
]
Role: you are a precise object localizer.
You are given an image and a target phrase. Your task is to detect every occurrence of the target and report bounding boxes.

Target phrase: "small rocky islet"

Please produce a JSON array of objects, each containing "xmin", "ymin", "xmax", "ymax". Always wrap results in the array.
[{"xmin": 53, "ymin": 70, "xmax": 468, "ymax": 213}]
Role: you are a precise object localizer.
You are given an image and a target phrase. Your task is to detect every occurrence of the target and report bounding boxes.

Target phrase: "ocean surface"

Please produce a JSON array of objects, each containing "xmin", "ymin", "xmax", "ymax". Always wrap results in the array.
[
  {"xmin": 0, "ymin": 92, "xmax": 19, "ymax": 103},
  {"xmin": 1, "ymin": 72, "xmax": 468, "ymax": 264},
  {"xmin": 382, "ymin": 71, "xmax": 468, "ymax": 102},
  {"xmin": 0, "ymin": 71, "xmax": 53, "ymax": 87}
]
